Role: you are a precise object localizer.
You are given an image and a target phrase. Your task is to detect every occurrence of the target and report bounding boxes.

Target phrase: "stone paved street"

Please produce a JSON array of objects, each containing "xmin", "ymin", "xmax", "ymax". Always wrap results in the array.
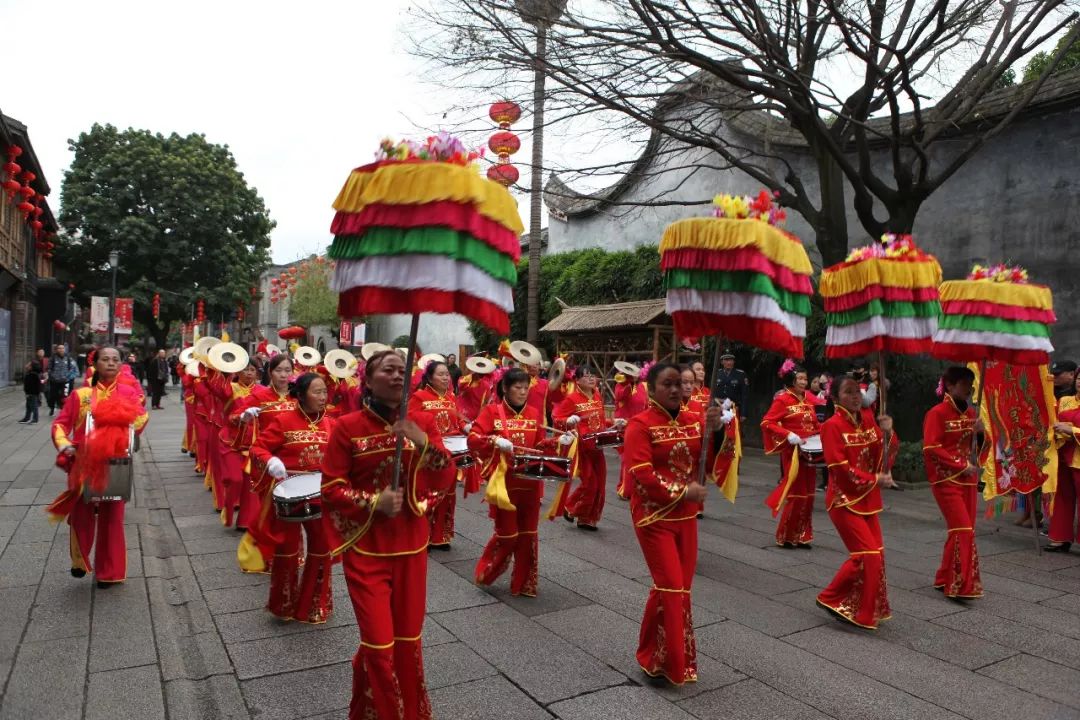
[{"xmin": 1, "ymin": 385, "xmax": 1079, "ymax": 719}]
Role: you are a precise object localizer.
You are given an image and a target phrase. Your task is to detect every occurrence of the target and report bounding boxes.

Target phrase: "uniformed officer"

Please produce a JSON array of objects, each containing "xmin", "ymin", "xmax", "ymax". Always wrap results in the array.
[{"xmin": 713, "ymin": 351, "xmax": 748, "ymax": 417}]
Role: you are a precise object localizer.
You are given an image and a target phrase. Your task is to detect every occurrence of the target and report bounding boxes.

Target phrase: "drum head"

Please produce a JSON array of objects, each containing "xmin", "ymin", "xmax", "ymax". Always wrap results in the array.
[
  {"xmin": 443, "ymin": 435, "xmax": 468, "ymax": 454},
  {"xmin": 802, "ymin": 434, "xmax": 823, "ymax": 453},
  {"xmin": 272, "ymin": 473, "xmax": 322, "ymax": 499}
]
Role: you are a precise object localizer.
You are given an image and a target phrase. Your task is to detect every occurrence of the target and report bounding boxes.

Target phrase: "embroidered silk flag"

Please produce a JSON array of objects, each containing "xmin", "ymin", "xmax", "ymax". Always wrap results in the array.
[{"xmin": 975, "ymin": 361, "xmax": 1058, "ymax": 499}]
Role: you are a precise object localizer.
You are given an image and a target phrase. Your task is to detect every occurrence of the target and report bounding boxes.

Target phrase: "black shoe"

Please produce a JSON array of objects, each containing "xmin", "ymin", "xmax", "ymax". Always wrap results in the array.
[
  {"xmin": 1045, "ymin": 542, "xmax": 1072, "ymax": 553},
  {"xmin": 96, "ymin": 581, "xmax": 118, "ymax": 589},
  {"xmin": 49, "ymin": 409, "xmax": 54, "ymax": 416},
  {"xmin": 70, "ymin": 568, "xmax": 86, "ymax": 578},
  {"xmin": 29, "ymin": 421, "xmax": 37, "ymax": 424},
  {"xmin": 563, "ymin": 511, "xmax": 573, "ymax": 523},
  {"xmin": 17, "ymin": 419, "xmax": 29, "ymax": 424},
  {"xmin": 576, "ymin": 522, "xmax": 598, "ymax": 532},
  {"xmin": 695, "ymin": 512, "xmax": 704, "ymax": 519}
]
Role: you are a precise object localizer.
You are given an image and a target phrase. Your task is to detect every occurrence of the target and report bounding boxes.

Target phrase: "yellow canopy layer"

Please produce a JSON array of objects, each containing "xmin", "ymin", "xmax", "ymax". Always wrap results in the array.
[
  {"xmin": 939, "ymin": 280, "xmax": 1053, "ymax": 311},
  {"xmin": 333, "ymin": 162, "xmax": 524, "ymax": 236},
  {"xmin": 820, "ymin": 258, "xmax": 942, "ymax": 297},
  {"xmin": 659, "ymin": 218, "xmax": 813, "ymax": 276}
]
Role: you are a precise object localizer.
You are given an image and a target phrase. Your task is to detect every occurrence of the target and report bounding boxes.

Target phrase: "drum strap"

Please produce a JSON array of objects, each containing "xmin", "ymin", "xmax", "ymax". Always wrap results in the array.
[{"xmin": 485, "ymin": 404, "xmax": 517, "ymax": 512}]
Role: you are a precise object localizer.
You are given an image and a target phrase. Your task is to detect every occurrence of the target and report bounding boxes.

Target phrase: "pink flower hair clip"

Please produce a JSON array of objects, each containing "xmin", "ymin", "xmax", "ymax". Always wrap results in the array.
[{"xmin": 778, "ymin": 358, "xmax": 796, "ymax": 378}]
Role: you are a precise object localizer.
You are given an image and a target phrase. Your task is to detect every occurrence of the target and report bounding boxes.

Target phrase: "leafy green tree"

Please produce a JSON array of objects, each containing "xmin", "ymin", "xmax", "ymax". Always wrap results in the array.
[
  {"xmin": 58, "ymin": 124, "xmax": 274, "ymax": 348},
  {"xmin": 284, "ymin": 257, "xmax": 339, "ymax": 329},
  {"xmin": 1024, "ymin": 25, "xmax": 1080, "ymax": 81},
  {"xmin": 468, "ymin": 245, "xmax": 664, "ymax": 353}
]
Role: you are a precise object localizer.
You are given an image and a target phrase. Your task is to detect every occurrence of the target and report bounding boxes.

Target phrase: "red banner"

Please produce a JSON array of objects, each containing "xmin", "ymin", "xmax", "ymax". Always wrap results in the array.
[
  {"xmin": 339, "ymin": 321, "xmax": 352, "ymax": 346},
  {"xmin": 977, "ymin": 362, "xmax": 1057, "ymax": 497},
  {"xmin": 114, "ymin": 298, "xmax": 134, "ymax": 335}
]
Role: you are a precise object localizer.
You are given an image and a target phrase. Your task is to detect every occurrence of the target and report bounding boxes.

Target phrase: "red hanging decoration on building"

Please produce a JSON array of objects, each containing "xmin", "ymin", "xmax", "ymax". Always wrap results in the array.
[
  {"xmin": 152, "ymin": 293, "xmax": 161, "ymax": 320},
  {"xmin": 236, "ymin": 304, "xmax": 245, "ymax": 322},
  {"xmin": 487, "ymin": 100, "xmax": 521, "ymax": 188},
  {"xmin": 2, "ymin": 145, "xmax": 23, "ymax": 200}
]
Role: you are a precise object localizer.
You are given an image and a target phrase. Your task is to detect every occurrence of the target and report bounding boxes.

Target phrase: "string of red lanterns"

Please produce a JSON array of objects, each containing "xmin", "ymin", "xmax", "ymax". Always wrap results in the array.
[
  {"xmin": 152, "ymin": 293, "xmax": 161, "ymax": 320},
  {"xmin": 4, "ymin": 144, "xmax": 57, "ymax": 259},
  {"xmin": 487, "ymin": 101, "xmax": 521, "ymax": 187}
]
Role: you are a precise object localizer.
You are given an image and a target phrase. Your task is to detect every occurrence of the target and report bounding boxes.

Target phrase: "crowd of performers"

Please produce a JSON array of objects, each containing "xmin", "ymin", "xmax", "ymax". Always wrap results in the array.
[{"xmin": 44, "ymin": 334, "xmax": 1080, "ymax": 719}]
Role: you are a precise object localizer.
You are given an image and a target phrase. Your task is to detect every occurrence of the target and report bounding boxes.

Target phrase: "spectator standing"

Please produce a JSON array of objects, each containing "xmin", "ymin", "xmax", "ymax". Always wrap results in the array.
[
  {"xmin": 46, "ymin": 345, "xmax": 77, "ymax": 416},
  {"xmin": 446, "ymin": 353, "xmax": 463, "ymax": 392},
  {"xmin": 19, "ymin": 360, "xmax": 43, "ymax": 424},
  {"xmin": 168, "ymin": 350, "xmax": 181, "ymax": 385},
  {"xmin": 150, "ymin": 349, "xmax": 170, "ymax": 409}
]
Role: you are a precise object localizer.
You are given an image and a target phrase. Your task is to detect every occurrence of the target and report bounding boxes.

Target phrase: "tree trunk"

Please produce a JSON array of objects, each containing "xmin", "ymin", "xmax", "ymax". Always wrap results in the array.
[
  {"xmin": 815, "ymin": 153, "xmax": 851, "ymax": 267},
  {"xmin": 526, "ymin": 26, "xmax": 547, "ymax": 343}
]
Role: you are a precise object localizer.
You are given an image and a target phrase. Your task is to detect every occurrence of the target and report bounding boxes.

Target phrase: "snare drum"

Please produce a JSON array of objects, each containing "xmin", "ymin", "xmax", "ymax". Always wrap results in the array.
[
  {"xmin": 443, "ymin": 435, "xmax": 474, "ymax": 468},
  {"xmin": 799, "ymin": 434, "xmax": 825, "ymax": 468},
  {"xmin": 512, "ymin": 454, "xmax": 572, "ymax": 482},
  {"xmin": 272, "ymin": 473, "xmax": 322, "ymax": 522},
  {"xmin": 584, "ymin": 428, "xmax": 623, "ymax": 448}
]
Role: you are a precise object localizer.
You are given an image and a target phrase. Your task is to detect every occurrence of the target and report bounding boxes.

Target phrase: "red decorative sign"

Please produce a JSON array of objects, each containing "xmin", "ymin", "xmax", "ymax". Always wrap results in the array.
[
  {"xmin": 979, "ymin": 362, "xmax": 1055, "ymax": 496},
  {"xmin": 339, "ymin": 321, "xmax": 352, "ymax": 346},
  {"xmin": 114, "ymin": 298, "xmax": 134, "ymax": 335}
]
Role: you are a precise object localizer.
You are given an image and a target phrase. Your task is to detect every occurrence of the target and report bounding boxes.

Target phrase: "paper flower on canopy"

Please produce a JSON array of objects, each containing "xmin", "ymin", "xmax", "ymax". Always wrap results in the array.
[
  {"xmin": 328, "ymin": 134, "xmax": 522, "ymax": 334},
  {"xmin": 932, "ymin": 263, "xmax": 1055, "ymax": 366},
  {"xmin": 820, "ymin": 233, "xmax": 942, "ymax": 358},
  {"xmin": 661, "ymin": 189, "xmax": 813, "ymax": 358}
]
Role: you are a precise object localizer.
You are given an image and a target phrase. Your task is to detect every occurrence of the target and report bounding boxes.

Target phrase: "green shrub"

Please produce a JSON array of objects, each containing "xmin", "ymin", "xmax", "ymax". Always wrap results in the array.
[{"xmin": 891, "ymin": 440, "xmax": 926, "ymax": 485}]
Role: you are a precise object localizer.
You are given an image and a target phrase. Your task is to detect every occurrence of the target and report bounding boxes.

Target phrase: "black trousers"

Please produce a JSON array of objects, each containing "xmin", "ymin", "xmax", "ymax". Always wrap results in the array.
[
  {"xmin": 151, "ymin": 379, "xmax": 166, "ymax": 407},
  {"xmin": 47, "ymin": 380, "xmax": 67, "ymax": 410}
]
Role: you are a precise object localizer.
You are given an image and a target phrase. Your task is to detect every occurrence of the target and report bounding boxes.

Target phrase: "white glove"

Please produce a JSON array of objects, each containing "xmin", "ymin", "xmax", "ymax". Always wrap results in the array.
[
  {"xmin": 787, "ymin": 432, "xmax": 803, "ymax": 446},
  {"xmin": 241, "ymin": 406, "xmax": 261, "ymax": 421},
  {"xmin": 721, "ymin": 398, "xmax": 733, "ymax": 411},
  {"xmin": 559, "ymin": 433, "xmax": 575, "ymax": 446},
  {"xmin": 613, "ymin": 418, "xmax": 627, "ymax": 429},
  {"xmin": 494, "ymin": 437, "xmax": 513, "ymax": 453},
  {"xmin": 721, "ymin": 410, "xmax": 735, "ymax": 425},
  {"xmin": 464, "ymin": 422, "xmax": 473, "ymax": 434},
  {"xmin": 266, "ymin": 457, "xmax": 288, "ymax": 480},
  {"xmin": 565, "ymin": 415, "xmax": 581, "ymax": 427}
]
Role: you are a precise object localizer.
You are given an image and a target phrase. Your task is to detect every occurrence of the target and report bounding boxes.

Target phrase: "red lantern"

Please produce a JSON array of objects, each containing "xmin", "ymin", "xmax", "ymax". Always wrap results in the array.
[
  {"xmin": 2, "ymin": 160, "xmax": 20, "ymax": 180},
  {"xmin": 53, "ymin": 319, "xmax": 66, "ymax": 331},
  {"xmin": 16, "ymin": 200, "xmax": 33, "ymax": 217},
  {"xmin": 249, "ymin": 286, "xmax": 258, "ymax": 297},
  {"xmin": 152, "ymin": 293, "xmax": 161, "ymax": 320},
  {"xmin": 487, "ymin": 164, "xmax": 519, "ymax": 186},
  {"xmin": 489, "ymin": 101, "xmax": 522, "ymax": 128},
  {"xmin": 30, "ymin": 220, "xmax": 43, "ymax": 233},
  {"xmin": 488, "ymin": 131, "xmax": 521, "ymax": 158},
  {"xmin": 289, "ymin": 266, "xmax": 298, "ymax": 275},
  {"xmin": 2, "ymin": 179, "xmax": 20, "ymax": 199}
]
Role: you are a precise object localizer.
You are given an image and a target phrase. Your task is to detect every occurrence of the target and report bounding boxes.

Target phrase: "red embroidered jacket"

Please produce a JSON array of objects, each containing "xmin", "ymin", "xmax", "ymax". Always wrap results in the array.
[
  {"xmin": 409, "ymin": 386, "xmax": 465, "ymax": 437},
  {"xmin": 231, "ymin": 384, "xmax": 298, "ymax": 452},
  {"xmin": 760, "ymin": 389, "xmax": 821, "ymax": 455},
  {"xmin": 623, "ymin": 402, "xmax": 718, "ymax": 526},
  {"xmin": 553, "ymin": 387, "xmax": 611, "ymax": 451},
  {"xmin": 457, "ymin": 373, "xmax": 495, "ymax": 421},
  {"xmin": 468, "ymin": 400, "xmax": 546, "ymax": 496},
  {"xmin": 249, "ymin": 407, "xmax": 336, "ymax": 492},
  {"xmin": 922, "ymin": 395, "xmax": 984, "ymax": 486},
  {"xmin": 614, "ymin": 377, "xmax": 648, "ymax": 420},
  {"xmin": 52, "ymin": 380, "xmax": 150, "ymax": 452},
  {"xmin": 822, "ymin": 407, "xmax": 898, "ymax": 514},
  {"xmin": 320, "ymin": 405, "xmax": 455, "ymax": 557}
]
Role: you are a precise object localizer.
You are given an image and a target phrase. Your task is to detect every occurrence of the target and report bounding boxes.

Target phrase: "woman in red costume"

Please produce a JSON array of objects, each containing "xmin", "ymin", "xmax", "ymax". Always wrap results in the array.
[
  {"xmin": 235, "ymin": 353, "xmax": 299, "ymax": 573},
  {"xmin": 761, "ymin": 361, "xmax": 821, "ymax": 548},
  {"xmin": 456, "ymin": 358, "xmax": 497, "ymax": 422},
  {"xmin": 624, "ymin": 363, "xmax": 723, "ymax": 685},
  {"xmin": 180, "ymin": 360, "xmax": 198, "ymax": 463},
  {"xmin": 554, "ymin": 366, "xmax": 622, "ymax": 530},
  {"xmin": 688, "ymin": 360, "xmax": 710, "ymax": 414},
  {"xmin": 213, "ymin": 358, "xmax": 259, "ymax": 529},
  {"xmin": 250, "ymin": 372, "xmax": 336, "ymax": 623},
  {"xmin": 471, "ymin": 368, "xmax": 548, "ymax": 596},
  {"xmin": 923, "ymin": 366, "xmax": 986, "ymax": 599},
  {"xmin": 614, "ymin": 363, "xmax": 649, "ymax": 499},
  {"xmin": 192, "ymin": 363, "xmax": 220, "ymax": 504},
  {"xmin": 410, "ymin": 360, "xmax": 470, "ymax": 550},
  {"xmin": 320, "ymin": 349, "xmax": 455, "ymax": 720},
  {"xmin": 1048, "ymin": 372, "xmax": 1080, "ymax": 552},
  {"xmin": 816, "ymin": 375, "xmax": 898, "ymax": 629},
  {"xmin": 47, "ymin": 347, "xmax": 149, "ymax": 587}
]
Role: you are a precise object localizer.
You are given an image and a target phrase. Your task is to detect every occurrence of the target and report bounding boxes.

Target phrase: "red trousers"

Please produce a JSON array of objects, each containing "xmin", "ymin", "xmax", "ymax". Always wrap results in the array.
[
  {"xmin": 428, "ymin": 491, "xmax": 456, "ymax": 546},
  {"xmin": 69, "ymin": 498, "xmax": 126, "ymax": 583},
  {"xmin": 931, "ymin": 481, "xmax": 983, "ymax": 598},
  {"xmin": 219, "ymin": 448, "xmax": 246, "ymax": 528},
  {"xmin": 634, "ymin": 518, "xmax": 698, "ymax": 685},
  {"xmin": 817, "ymin": 508, "xmax": 891, "ymax": 629},
  {"xmin": 236, "ymin": 461, "xmax": 261, "ymax": 531},
  {"xmin": 474, "ymin": 485, "xmax": 541, "ymax": 596},
  {"xmin": 775, "ymin": 449, "xmax": 816, "ymax": 546},
  {"xmin": 615, "ymin": 447, "xmax": 630, "ymax": 499},
  {"xmin": 194, "ymin": 415, "xmax": 211, "ymax": 474},
  {"xmin": 209, "ymin": 424, "xmax": 226, "ymax": 512},
  {"xmin": 267, "ymin": 515, "xmax": 334, "ymax": 623},
  {"xmin": 565, "ymin": 448, "xmax": 607, "ymax": 526},
  {"xmin": 1049, "ymin": 465, "xmax": 1080, "ymax": 544},
  {"xmin": 182, "ymin": 404, "xmax": 195, "ymax": 454},
  {"xmin": 344, "ymin": 550, "xmax": 432, "ymax": 720}
]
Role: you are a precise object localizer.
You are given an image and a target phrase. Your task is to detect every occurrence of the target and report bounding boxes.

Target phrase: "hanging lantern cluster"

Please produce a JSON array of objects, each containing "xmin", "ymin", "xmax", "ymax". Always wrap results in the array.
[
  {"xmin": 35, "ymin": 231, "xmax": 55, "ymax": 259},
  {"xmin": 2, "ymin": 146, "xmax": 22, "ymax": 200},
  {"xmin": 4, "ymin": 145, "xmax": 54, "ymax": 250},
  {"xmin": 486, "ymin": 101, "xmax": 521, "ymax": 187},
  {"xmin": 269, "ymin": 257, "xmax": 333, "ymax": 304},
  {"xmin": 195, "ymin": 299, "xmax": 206, "ymax": 324},
  {"xmin": 152, "ymin": 293, "xmax": 161, "ymax": 320},
  {"xmin": 236, "ymin": 303, "xmax": 246, "ymax": 323}
]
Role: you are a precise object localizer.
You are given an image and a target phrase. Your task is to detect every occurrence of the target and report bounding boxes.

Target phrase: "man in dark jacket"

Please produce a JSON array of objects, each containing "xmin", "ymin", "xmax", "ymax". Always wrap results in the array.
[
  {"xmin": 149, "ymin": 349, "xmax": 170, "ymax": 409},
  {"xmin": 19, "ymin": 360, "xmax": 43, "ymax": 424},
  {"xmin": 46, "ymin": 345, "xmax": 77, "ymax": 416}
]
